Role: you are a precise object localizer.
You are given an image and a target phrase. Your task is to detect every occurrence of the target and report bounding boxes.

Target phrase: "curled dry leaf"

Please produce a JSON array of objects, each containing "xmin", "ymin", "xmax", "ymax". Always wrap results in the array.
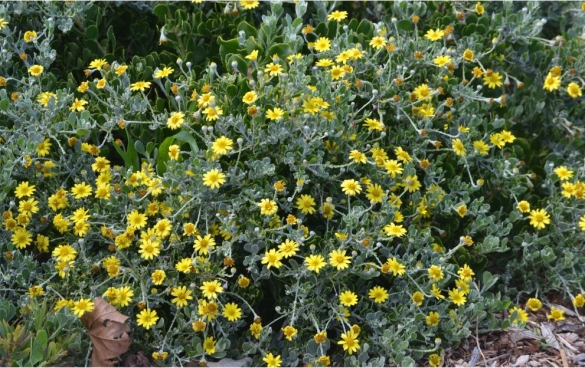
[{"xmin": 81, "ymin": 297, "xmax": 132, "ymax": 367}]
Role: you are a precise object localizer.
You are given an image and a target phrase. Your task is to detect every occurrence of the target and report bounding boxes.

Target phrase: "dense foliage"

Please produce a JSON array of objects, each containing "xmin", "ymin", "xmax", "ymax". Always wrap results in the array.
[{"xmin": 1, "ymin": 1, "xmax": 584, "ymax": 366}]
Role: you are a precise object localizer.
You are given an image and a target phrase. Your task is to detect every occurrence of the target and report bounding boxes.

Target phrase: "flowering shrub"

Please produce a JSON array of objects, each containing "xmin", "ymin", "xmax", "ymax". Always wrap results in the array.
[{"xmin": 1, "ymin": 1, "xmax": 585, "ymax": 367}]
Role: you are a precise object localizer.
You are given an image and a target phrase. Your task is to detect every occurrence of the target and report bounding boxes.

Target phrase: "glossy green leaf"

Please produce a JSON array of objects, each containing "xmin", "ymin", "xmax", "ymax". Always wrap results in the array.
[
  {"xmin": 153, "ymin": 3, "xmax": 168, "ymax": 20},
  {"xmin": 85, "ymin": 25, "xmax": 98, "ymax": 40},
  {"xmin": 397, "ymin": 20, "xmax": 414, "ymax": 31}
]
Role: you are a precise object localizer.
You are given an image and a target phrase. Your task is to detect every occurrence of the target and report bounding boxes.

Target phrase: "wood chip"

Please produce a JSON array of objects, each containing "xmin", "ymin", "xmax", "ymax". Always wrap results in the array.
[
  {"xmin": 541, "ymin": 322, "xmax": 562, "ymax": 351},
  {"xmin": 512, "ymin": 355, "xmax": 530, "ymax": 366},
  {"xmin": 560, "ymin": 349, "xmax": 569, "ymax": 367},
  {"xmin": 510, "ymin": 329, "xmax": 540, "ymax": 344}
]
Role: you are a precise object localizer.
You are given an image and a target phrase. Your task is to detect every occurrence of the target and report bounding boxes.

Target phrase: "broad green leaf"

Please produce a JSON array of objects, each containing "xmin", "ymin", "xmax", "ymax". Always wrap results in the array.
[
  {"xmin": 30, "ymin": 330, "xmax": 48, "ymax": 365},
  {"xmin": 173, "ymin": 130, "xmax": 199, "ymax": 153},
  {"xmin": 157, "ymin": 136, "xmax": 175, "ymax": 175}
]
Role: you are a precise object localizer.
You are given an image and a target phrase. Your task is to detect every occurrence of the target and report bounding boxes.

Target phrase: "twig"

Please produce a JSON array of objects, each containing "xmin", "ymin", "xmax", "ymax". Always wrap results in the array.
[
  {"xmin": 475, "ymin": 317, "xmax": 488, "ymax": 366},
  {"xmin": 483, "ymin": 352, "xmax": 513, "ymax": 365},
  {"xmin": 560, "ymin": 349, "xmax": 569, "ymax": 368}
]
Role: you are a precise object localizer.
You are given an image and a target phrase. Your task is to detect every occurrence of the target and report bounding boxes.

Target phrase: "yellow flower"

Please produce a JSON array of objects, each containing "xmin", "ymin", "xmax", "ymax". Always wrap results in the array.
[
  {"xmin": 579, "ymin": 215, "xmax": 585, "ymax": 231},
  {"xmin": 567, "ymin": 82, "xmax": 582, "ymax": 98},
  {"xmin": 452, "ymin": 138, "xmax": 466, "ymax": 156},
  {"xmin": 96, "ymin": 78, "xmax": 106, "ymax": 89},
  {"xmin": 554, "ymin": 166, "xmax": 574, "ymax": 181},
  {"xmin": 278, "ymin": 239, "xmax": 299, "ymax": 258},
  {"xmin": 384, "ymin": 159, "xmax": 403, "ymax": 178},
  {"xmin": 28, "ymin": 65, "xmax": 44, "ymax": 76},
  {"xmin": 264, "ymin": 62, "xmax": 283, "ymax": 76},
  {"xmin": 475, "ymin": 2, "xmax": 485, "ymax": 15},
  {"xmin": 282, "ymin": 325, "xmax": 298, "ymax": 341},
  {"xmin": 89, "ymin": 58, "xmax": 107, "ymax": 70},
  {"xmin": 314, "ymin": 37, "xmax": 331, "ymax": 52},
  {"xmin": 250, "ymin": 322, "xmax": 263, "ymax": 339},
  {"xmin": 385, "ymin": 257, "xmax": 406, "ymax": 276},
  {"xmin": 200, "ymin": 280, "xmax": 224, "ymax": 299},
  {"xmin": 78, "ymin": 81, "xmax": 89, "ymax": 93},
  {"xmin": 449, "ymin": 288, "xmax": 467, "ymax": 306},
  {"xmin": 339, "ymin": 290, "xmax": 358, "ymax": 306},
  {"xmin": 368, "ymin": 286, "xmax": 389, "ymax": 303},
  {"xmin": 413, "ymin": 84, "xmax": 432, "ymax": 101},
  {"xmin": 130, "ymin": 81, "xmax": 151, "ymax": 92},
  {"xmin": 240, "ymin": 0, "xmax": 259, "ymax": 10},
  {"xmin": 198, "ymin": 92, "xmax": 215, "ymax": 108},
  {"xmin": 429, "ymin": 354, "xmax": 442, "ymax": 367},
  {"xmin": 363, "ymin": 118, "xmax": 384, "ymax": 131},
  {"xmin": 338, "ymin": 330, "xmax": 360, "ymax": 355},
  {"xmin": 266, "ymin": 107, "xmax": 284, "ymax": 120},
  {"xmin": 153, "ymin": 66, "xmax": 174, "ymax": 79},
  {"xmin": 258, "ymin": 198, "xmax": 278, "ymax": 216},
  {"xmin": 242, "ymin": 91, "xmax": 257, "ymax": 104},
  {"xmin": 198, "ymin": 300, "xmax": 219, "ymax": 321},
  {"xmin": 24, "ymin": 31, "xmax": 37, "ymax": 43},
  {"xmin": 138, "ymin": 239, "xmax": 161, "ymax": 260},
  {"xmin": 547, "ymin": 306, "xmax": 565, "ymax": 322},
  {"xmin": 528, "ymin": 208, "xmax": 550, "ymax": 230},
  {"xmin": 168, "ymin": 144, "xmax": 180, "ymax": 160},
  {"xmin": 71, "ymin": 182, "xmax": 93, "ymax": 199},
  {"xmin": 222, "ymin": 302, "xmax": 242, "ymax": 321},
  {"xmin": 327, "ymin": 10, "xmax": 348, "ymax": 21},
  {"xmin": 305, "ymin": 254, "xmax": 326, "ymax": 273},
  {"xmin": 456, "ymin": 204, "xmax": 467, "ymax": 218},
  {"xmin": 115, "ymin": 286, "xmax": 134, "ymax": 307},
  {"xmin": 14, "ymin": 181, "xmax": 36, "ymax": 198},
  {"xmin": 425, "ymin": 28, "xmax": 444, "ymax": 41},
  {"xmin": 573, "ymin": 294, "xmax": 585, "ymax": 308},
  {"xmin": 262, "ymin": 249, "xmax": 284, "ymax": 269},
  {"xmin": 296, "ymin": 194, "xmax": 316, "ymax": 214},
  {"xmin": 263, "ymin": 353, "xmax": 282, "ymax": 368},
  {"xmin": 340, "ymin": 179, "xmax": 362, "ymax": 196},
  {"xmin": 194, "ymin": 234, "xmax": 216, "ymax": 255},
  {"xmin": 72, "ymin": 298, "xmax": 94, "ymax": 318},
  {"xmin": 202, "ymin": 169, "xmax": 226, "ymax": 189},
  {"xmin": 166, "ymin": 111, "xmax": 185, "ymax": 130},
  {"xmin": 115, "ymin": 65, "xmax": 128, "ymax": 76},
  {"xmin": 517, "ymin": 201, "xmax": 531, "ymax": 213},
  {"xmin": 152, "ymin": 351, "xmax": 168, "ymax": 361},
  {"xmin": 127, "ymin": 210, "xmax": 147, "ymax": 229},
  {"xmin": 329, "ymin": 249, "xmax": 351, "ymax": 270},
  {"xmin": 52, "ymin": 244, "xmax": 78, "ymax": 262},
  {"xmin": 426, "ymin": 311, "xmax": 440, "ymax": 326},
  {"xmin": 473, "ymin": 140, "xmax": 489, "ymax": 155},
  {"xmin": 383, "ymin": 222, "xmax": 406, "ymax": 237},
  {"xmin": 70, "ymin": 98, "xmax": 88, "ymax": 112},
  {"xmin": 463, "ymin": 48, "xmax": 474, "ymax": 62},
  {"xmin": 171, "ymin": 286, "xmax": 193, "ymax": 308},
  {"xmin": 543, "ymin": 72, "xmax": 561, "ymax": 92},
  {"xmin": 37, "ymin": 92, "xmax": 58, "ymax": 107},
  {"xmin": 366, "ymin": 183, "xmax": 384, "ymax": 203},
  {"xmin": 428, "ymin": 265, "xmax": 444, "ymax": 281},
  {"xmin": 28, "ymin": 285, "xmax": 44, "ymax": 298},
  {"xmin": 526, "ymin": 297, "xmax": 542, "ymax": 311},
  {"xmin": 483, "ymin": 71, "xmax": 503, "ymax": 89},
  {"xmin": 369, "ymin": 36, "xmax": 387, "ymax": 50},
  {"xmin": 330, "ymin": 65, "xmax": 345, "ymax": 81},
  {"xmin": 245, "ymin": 50, "xmax": 259, "ymax": 60},
  {"xmin": 458, "ymin": 264, "xmax": 475, "ymax": 282},
  {"xmin": 403, "ymin": 175, "xmax": 421, "ymax": 193},
  {"xmin": 509, "ymin": 306, "xmax": 529, "ymax": 324},
  {"xmin": 0, "ymin": 17, "xmax": 8, "ymax": 30},
  {"xmin": 137, "ymin": 309, "xmax": 158, "ymax": 330}
]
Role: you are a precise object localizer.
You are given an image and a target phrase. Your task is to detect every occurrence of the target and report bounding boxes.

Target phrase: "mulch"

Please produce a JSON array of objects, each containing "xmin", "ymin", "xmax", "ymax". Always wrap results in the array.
[{"xmin": 446, "ymin": 304, "xmax": 585, "ymax": 367}]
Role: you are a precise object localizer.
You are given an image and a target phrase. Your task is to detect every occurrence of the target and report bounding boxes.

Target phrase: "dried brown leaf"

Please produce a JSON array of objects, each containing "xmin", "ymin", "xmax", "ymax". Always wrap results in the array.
[{"xmin": 81, "ymin": 297, "xmax": 132, "ymax": 367}]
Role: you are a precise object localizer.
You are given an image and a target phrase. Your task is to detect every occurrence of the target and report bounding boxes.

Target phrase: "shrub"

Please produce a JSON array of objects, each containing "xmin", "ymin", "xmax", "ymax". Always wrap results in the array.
[{"xmin": 1, "ymin": 1, "xmax": 584, "ymax": 366}]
